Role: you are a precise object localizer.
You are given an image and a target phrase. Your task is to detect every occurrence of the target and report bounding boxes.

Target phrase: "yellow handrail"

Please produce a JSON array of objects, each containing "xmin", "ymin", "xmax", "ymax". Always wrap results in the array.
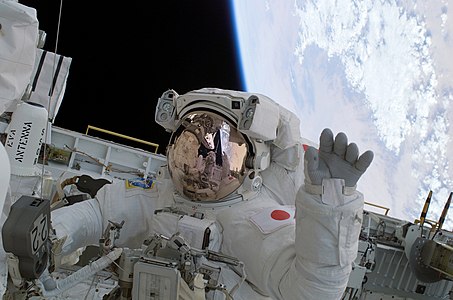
[
  {"xmin": 85, "ymin": 125, "xmax": 159, "ymax": 154},
  {"xmin": 364, "ymin": 201, "xmax": 390, "ymax": 216}
]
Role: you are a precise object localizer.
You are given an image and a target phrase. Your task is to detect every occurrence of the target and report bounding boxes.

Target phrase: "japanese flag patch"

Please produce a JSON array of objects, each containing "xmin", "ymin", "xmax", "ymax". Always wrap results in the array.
[{"xmin": 250, "ymin": 206, "xmax": 295, "ymax": 234}]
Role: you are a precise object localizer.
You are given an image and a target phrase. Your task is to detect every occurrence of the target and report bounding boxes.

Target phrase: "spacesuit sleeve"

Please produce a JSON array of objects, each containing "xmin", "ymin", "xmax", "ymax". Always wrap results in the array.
[
  {"xmin": 275, "ymin": 179, "xmax": 363, "ymax": 300},
  {"xmin": 218, "ymin": 178, "xmax": 362, "ymax": 300},
  {"xmin": 51, "ymin": 199, "xmax": 103, "ymax": 258},
  {"xmin": 51, "ymin": 179, "xmax": 162, "ymax": 258}
]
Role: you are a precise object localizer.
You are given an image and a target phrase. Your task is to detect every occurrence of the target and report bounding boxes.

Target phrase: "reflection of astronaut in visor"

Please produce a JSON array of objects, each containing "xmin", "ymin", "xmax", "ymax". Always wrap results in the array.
[{"xmin": 168, "ymin": 112, "xmax": 247, "ymax": 202}]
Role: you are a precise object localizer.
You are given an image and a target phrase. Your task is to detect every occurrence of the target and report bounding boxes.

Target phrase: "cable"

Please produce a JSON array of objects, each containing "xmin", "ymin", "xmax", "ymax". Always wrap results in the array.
[{"xmin": 39, "ymin": 0, "xmax": 65, "ymax": 198}]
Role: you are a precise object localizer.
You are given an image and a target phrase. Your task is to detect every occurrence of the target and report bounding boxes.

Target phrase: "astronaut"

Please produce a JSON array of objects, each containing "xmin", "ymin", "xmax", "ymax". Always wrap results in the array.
[{"xmin": 49, "ymin": 88, "xmax": 374, "ymax": 299}]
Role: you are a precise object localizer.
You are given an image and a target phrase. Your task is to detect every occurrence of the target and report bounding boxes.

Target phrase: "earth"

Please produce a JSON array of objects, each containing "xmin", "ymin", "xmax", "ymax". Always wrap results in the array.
[{"xmin": 232, "ymin": 0, "xmax": 453, "ymax": 229}]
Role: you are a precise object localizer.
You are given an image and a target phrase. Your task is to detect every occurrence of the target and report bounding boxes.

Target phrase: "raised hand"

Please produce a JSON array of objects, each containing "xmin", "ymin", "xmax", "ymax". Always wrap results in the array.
[{"xmin": 305, "ymin": 128, "xmax": 374, "ymax": 191}]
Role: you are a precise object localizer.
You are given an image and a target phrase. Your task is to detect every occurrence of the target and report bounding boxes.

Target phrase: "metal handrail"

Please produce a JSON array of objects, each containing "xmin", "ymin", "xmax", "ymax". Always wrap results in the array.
[
  {"xmin": 364, "ymin": 201, "xmax": 390, "ymax": 216},
  {"xmin": 85, "ymin": 125, "xmax": 159, "ymax": 154}
]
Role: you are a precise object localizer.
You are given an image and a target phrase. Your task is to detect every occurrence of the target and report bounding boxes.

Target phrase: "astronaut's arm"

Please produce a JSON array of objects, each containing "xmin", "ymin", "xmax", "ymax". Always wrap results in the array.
[
  {"xmin": 51, "ymin": 178, "xmax": 161, "ymax": 263},
  {"xmin": 275, "ymin": 129, "xmax": 374, "ymax": 299},
  {"xmin": 274, "ymin": 181, "xmax": 365, "ymax": 299},
  {"xmin": 51, "ymin": 198, "xmax": 103, "ymax": 258}
]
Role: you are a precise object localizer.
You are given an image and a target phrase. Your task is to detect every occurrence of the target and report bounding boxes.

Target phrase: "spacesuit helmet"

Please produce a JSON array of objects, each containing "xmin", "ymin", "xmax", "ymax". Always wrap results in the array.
[{"xmin": 155, "ymin": 88, "xmax": 281, "ymax": 202}]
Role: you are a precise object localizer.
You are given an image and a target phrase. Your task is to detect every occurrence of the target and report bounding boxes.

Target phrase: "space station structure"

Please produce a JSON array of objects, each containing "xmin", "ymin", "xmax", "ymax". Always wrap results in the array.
[{"xmin": 344, "ymin": 191, "xmax": 453, "ymax": 299}]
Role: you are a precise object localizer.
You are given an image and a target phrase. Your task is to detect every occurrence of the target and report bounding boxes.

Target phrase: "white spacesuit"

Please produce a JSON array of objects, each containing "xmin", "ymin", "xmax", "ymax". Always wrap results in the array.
[{"xmin": 50, "ymin": 88, "xmax": 374, "ymax": 299}]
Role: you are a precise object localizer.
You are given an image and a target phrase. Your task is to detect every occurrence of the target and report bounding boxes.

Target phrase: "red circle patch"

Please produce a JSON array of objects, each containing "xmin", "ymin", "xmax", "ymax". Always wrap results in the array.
[{"xmin": 270, "ymin": 209, "xmax": 290, "ymax": 220}]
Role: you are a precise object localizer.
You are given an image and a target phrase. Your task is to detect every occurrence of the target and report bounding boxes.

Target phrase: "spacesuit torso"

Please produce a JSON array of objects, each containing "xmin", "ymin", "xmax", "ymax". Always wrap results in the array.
[{"xmin": 89, "ymin": 160, "xmax": 302, "ymax": 300}]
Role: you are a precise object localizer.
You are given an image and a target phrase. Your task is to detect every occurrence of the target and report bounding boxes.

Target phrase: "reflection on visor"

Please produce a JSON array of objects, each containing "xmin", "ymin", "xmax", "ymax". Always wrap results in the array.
[{"xmin": 168, "ymin": 112, "xmax": 248, "ymax": 202}]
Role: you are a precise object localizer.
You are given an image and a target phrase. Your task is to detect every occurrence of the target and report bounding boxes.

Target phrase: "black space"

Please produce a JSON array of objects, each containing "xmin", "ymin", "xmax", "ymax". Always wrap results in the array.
[{"xmin": 19, "ymin": 1, "xmax": 244, "ymax": 155}]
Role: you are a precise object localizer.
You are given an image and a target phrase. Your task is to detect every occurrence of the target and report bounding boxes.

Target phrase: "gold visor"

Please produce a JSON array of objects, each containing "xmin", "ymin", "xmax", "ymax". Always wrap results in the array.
[{"xmin": 167, "ymin": 111, "xmax": 249, "ymax": 202}]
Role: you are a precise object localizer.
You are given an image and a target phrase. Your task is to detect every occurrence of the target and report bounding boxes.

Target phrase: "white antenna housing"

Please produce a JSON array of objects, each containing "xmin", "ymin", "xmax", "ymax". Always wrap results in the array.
[{"xmin": 5, "ymin": 101, "xmax": 48, "ymax": 176}]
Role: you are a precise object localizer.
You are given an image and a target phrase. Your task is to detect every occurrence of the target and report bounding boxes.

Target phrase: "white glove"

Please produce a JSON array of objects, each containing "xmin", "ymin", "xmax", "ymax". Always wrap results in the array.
[{"xmin": 304, "ymin": 128, "xmax": 374, "ymax": 194}]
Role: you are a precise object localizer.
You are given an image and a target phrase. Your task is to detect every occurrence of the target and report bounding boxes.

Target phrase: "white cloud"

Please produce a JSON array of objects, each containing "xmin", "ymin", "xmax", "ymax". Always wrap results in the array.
[{"xmin": 292, "ymin": 0, "xmax": 451, "ymax": 224}]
